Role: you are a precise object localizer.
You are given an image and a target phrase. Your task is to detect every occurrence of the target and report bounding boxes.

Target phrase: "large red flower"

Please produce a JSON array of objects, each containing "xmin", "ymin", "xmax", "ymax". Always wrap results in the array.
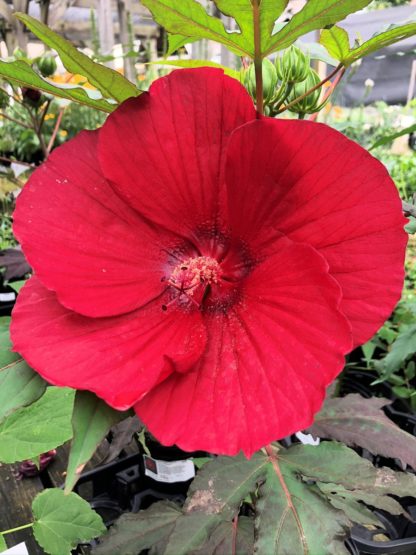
[{"xmin": 11, "ymin": 68, "xmax": 407, "ymax": 456}]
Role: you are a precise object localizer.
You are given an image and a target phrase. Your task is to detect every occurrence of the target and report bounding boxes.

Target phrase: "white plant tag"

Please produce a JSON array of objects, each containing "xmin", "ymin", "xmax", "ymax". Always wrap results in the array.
[
  {"xmin": 295, "ymin": 431, "xmax": 320, "ymax": 446},
  {"xmin": 0, "ymin": 542, "xmax": 29, "ymax": 555},
  {"xmin": 143, "ymin": 455, "xmax": 195, "ymax": 483},
  {"xmin": 0, "ymin": 293, "xmax": 15, "ymax": 302}
]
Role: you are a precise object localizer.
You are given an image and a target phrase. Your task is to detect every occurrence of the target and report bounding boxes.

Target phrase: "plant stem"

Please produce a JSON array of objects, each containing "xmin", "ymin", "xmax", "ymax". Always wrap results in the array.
[
  {"xmin": 278, "ymin": 63, "xmax": 344, "ymax": 114},
  {"xmin": 1, "ymin": 523, "xmax": 33, "ymax": 536},
  {"xmin": 252, "ymin": 0, "xmax": 263, "ymax": 116},
  {"xmin": 46, "ymin": 107, "xmax": 65, "ymax": 156},
  {"xmin": 0, "ymin": 155, "xmax": 34, "ymax": 168},
  {"xmin": 309, "ymin": 66, "xmax": 347, "ymax": 122},
  {"xmin": 0, "ymin": 113, "xmax": 32, "ymax": 130}
]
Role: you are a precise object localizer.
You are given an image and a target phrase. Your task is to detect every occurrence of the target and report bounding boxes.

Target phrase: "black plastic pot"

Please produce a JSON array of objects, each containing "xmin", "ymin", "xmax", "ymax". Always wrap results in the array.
[
  {"xmin": 348, "ymin": 499, "xmax": 416, "ymax": 554},
  {"xmin": 0, "ymin": 284, "xmax": 17, "ymax": 316}
]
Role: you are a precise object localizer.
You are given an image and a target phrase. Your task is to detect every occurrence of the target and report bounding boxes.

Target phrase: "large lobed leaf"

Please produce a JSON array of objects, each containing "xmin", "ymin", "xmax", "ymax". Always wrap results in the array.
[
  {"xmin": 16, "ymin": 14, "xmax": 141, "ymax": 103},
  {"xmin": 32, "ymin": 489, "xmax": 106, "ymax": 555},
  {"xmin": 0, "ymin": 386, "xmax": 75, "ymax": 463},
  {"xmin": 142, "ymin": 0, "xmax": 372, "ymax": 59},
  {"xmin": 94, "ymin": 442, "xmax": 416, "ymax": 555},
  {"xmin": 308, "ymin": 394, "xmax": 416, "ymax": 469}
]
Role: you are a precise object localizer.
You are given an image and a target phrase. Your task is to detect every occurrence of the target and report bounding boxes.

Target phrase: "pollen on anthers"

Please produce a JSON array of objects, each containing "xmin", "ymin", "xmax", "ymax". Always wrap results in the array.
[{"xmin": 162, "ymin": 256, "xmax": 222, "ymax": 311}]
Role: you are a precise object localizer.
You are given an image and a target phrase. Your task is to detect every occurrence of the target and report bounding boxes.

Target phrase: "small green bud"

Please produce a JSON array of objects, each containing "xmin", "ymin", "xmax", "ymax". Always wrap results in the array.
[
  {"xmin": 275, "ymin": 45, "xmax": 310, "ymax": 84},
  {"xmin": 285, "ymin": 68, "xmax": 323, "ymax": 114},
  {"xmin": 13, "ymin": 48, "xmax": 26, "ymax": 60},
  {"xmin": 245, "ymin": 59, "xmax": 278, "ymax": 103},
  {"xmin": 36, "ymin": 54, "xmax": 57, "ymax": 78}
]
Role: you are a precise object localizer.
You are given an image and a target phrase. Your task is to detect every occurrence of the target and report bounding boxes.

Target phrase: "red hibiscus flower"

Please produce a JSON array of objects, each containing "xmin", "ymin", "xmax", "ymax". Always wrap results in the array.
[{"xmin": 11, "ymin": 68, "xmax": 407, "ymax": 456}]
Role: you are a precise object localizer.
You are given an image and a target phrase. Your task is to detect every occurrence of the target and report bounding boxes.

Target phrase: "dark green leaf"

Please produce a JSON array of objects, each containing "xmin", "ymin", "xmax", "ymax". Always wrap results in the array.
[
  {"xmin": 93, "ymin": 501, "xmax": 182, "ymax": 555},
  {"xmin": 99, "ymin": 415, "xmax": 142, "ymax": 465},
  {"xmin": 94, "ymin": 442, "xmax": 416, "ymax": 555},
  {"xmin": 32, "ymin": 489, "xmax": 106, "ymax": 555},
  {"xmin": 189, "ymin": 517, "xmax": 254, "ymax": 555},
  {"xmin": 0, "ymin": 387, "xmax": 75, "ymax": 463},
  {"xmin": 16, "ymin": 13, "xmax": 141, "ymax": 103},
  {"xmin": 370, "ymin": 123, "xmax": 416, "ymax": 150},
  {"xmin": 343, "ymin": 20, "xmax": 416, "ymax": 66},
  {"xmin": 0, "ymin": 60, "xmax": 115, "ymax": 112},
  {"xmin": 320, "ymin": 26, "xmax": 350, "ymax": 61},
  {"xmin": 308, "ymin": 394, "xmax": 416, "ymax": 469},
  {"xmin": 65, "ymin": 392, "xmax": 128, "ymax": 493},
  {"xmin": 264, "ymin": 0, "xmax": 373, "ymax": 55}
]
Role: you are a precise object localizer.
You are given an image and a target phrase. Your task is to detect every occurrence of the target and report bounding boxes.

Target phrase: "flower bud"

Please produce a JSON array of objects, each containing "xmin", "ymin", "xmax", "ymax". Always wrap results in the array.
[
  {"xmin": 275, "ymin": 45, "xmax": 310, "ymax": 84},
  {"xmin": 37, "ymin": 54, "xmax": 57, "ymax": 78},
  {"xmin": 245, "ymin": 59, "xmax": 278, "ymax": 103},
  {"xmin": 285, "ymin": 68, "xmax": 323, "ymax": 114},
  {"xmin": 21, "ymin": 87, "xmax": 43, "ymax": 107}
]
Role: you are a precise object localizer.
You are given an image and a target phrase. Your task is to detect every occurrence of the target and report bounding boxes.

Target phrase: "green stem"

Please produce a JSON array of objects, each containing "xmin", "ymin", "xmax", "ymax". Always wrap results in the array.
[
  {"xmin": 278, "ymin": 63, "xmax": 343, "ymax": 114},
  {"xmin": 1, "ymin": 523, "xmax": 33, "ymax": 536},
  {"xmin": 252, "ymin": 0, "xmax": 263, "ymax": 116}
]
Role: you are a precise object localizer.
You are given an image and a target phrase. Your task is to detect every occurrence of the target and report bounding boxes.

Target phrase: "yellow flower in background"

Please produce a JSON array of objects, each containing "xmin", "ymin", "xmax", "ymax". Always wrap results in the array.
[{"xmin": 51, "ymin": 73, "xmax": 96, "ymax": 90}]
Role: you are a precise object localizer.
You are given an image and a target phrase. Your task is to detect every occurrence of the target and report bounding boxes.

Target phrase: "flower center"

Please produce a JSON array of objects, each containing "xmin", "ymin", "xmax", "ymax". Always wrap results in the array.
[{"xmin": 164, "ymin": 256, "xmax": 221, "ymax": 311}]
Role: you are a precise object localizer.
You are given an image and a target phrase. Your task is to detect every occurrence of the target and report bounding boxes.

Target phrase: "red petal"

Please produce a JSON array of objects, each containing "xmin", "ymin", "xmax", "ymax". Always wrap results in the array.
[
  {"xmin": 98, "ymin": 68, "xmax": 256, "ymax": 234},
  {"xmin": 225, "ymin": 119, "xmax": 407, "ymax": 345},
  {"xmin": 13, "ymin": 130, "xmax": 176, "ymax": 317},
  {"xmin": 11, "ymin": 277, "xmax": 207, "ymax": 410},
  {"xmin": 135, "ymin": 242, "xmax": 352, "ymax": 456}
]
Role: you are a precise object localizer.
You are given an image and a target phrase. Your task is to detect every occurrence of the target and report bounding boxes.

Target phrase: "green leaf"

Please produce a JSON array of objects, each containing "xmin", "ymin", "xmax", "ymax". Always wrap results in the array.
[
  {"xmin": 370, "ymin": 123, "xmax": 416, "ymax": 151},
  {"xmin": 65, "ymin": 391, "xmax": 127, "ymax": 493},
  {"xmin": 16, "ymin": 13, "xmax": 141, "ymax": 103},
  {"xmin": 308, "ymin": 394, "xmax": 416, "ymax": 469},
  {"xmin": 93, "ymin": 442, "xmax": 416, "ymax": 555},
  {"xmin": 9, "ymin": 279, "xmax": 27, "ymax": 293},
  {"xmin": 264, "ymin": 0, "xmax": 373, "ymax": 55},
  {"xmin": 320, "ymin": 26, "xmax": 350, "ymax": 61},
  {"xmin": 0, "ymin": 316, "xmax": 23, "ymax": 367},
  {"xmin": 0, "ymin": 60, "xmax": 115, "ymax": 112},
  {"xmin": 32, "ymin": 489, "xmax": 106, "ymax": 555},
  {"xmin": 141, "ymin": 0, "xmax": 250, "ymax": 56},
  {"xmin": 0, "ymin": 534, "xmax": 7, "ymax": 551},
  {"xmin": 0, "ymin": 316, "xmax": 47, "ymax": 421},
  {"xmin": 142, "ymin": 0, "xmax": 288, "ymax": 58},
  {"xmin": 214, "ymin": 0, "xmax": 289, "ymax": 56},
  {"xmin": 0, "ymin": 387, "xmax": 75, "ymax": 463},
  {"xmin": 343, "ymin": 20, "xmax": 416, "ymax": 66},
  {"xmin": 150, "ymin": 59, "xmax": 242, "ymax": 80},
  {"xmin": 166, "ymin": 33, "xmax": 198, "ymax": 56},
  {"xmin": 0, "ymin": 359, "xmax": 46, "ymax": 422},
  {"xmin": 382, "ymin": 324, "xmax": 416, "ymax": 376}
]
